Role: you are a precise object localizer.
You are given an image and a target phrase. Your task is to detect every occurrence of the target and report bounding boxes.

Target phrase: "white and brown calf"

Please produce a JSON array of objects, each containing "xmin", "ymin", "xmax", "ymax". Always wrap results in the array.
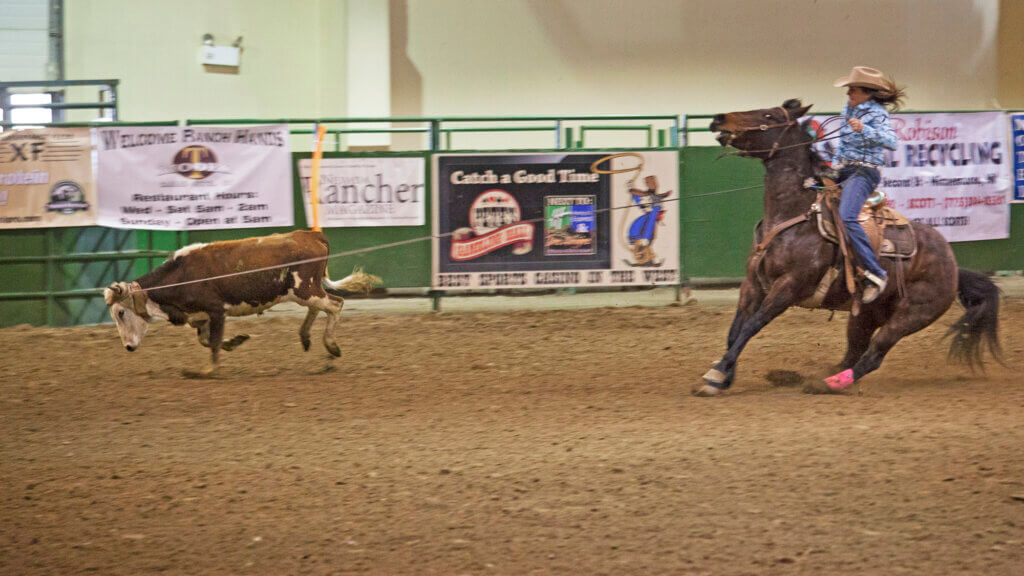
[{"xmin": 104, "ymin": 230, "xmax": 379, "ymax": 376}]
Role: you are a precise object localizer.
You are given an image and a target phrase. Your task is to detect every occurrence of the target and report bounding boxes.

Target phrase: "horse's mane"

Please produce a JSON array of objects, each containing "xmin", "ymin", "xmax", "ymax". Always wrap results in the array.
[{"xmin": 799, "ymin": 118, "xmax": 831, "ymax": 178}]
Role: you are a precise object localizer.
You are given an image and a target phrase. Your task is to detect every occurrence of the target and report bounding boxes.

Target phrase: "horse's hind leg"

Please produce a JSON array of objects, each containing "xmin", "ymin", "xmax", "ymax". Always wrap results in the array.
[
  {"xmin": 837, "ymin": 309, "xmax": 884, "ymax": 371},
  {"xmin": 825, "ymin": 291, "xmax": 951, "ymax": 391}
]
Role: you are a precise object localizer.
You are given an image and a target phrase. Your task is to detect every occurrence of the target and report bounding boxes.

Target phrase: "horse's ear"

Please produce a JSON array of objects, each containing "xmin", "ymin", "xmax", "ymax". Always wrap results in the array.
[{"xmin": 782, "ymin": 98, "xmax": 813, "ymax": 118}]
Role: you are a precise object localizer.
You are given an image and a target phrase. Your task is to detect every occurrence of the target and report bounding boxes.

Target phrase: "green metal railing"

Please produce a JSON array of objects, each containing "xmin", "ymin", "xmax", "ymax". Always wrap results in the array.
[{"xmin": 189, "ymin": 114, "xmax": 681, "ymax": 151}]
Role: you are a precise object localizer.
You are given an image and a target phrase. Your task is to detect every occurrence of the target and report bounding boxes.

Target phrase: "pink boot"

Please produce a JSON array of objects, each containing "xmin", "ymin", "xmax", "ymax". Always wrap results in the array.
[{"xmin": 824, "ymin": 369, "xmax": 855, "ymax": 391}]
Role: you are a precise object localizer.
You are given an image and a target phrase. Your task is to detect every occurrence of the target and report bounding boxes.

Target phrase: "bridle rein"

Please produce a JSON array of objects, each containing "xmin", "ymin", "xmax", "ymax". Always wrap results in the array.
[{"xmin": 720, "ymin": 106, "xmax": 800, "ymax": 159}]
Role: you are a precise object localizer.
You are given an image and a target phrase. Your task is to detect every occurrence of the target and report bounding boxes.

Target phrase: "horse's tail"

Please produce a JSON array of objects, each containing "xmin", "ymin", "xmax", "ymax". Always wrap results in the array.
[
  {"xmin": 946, "ymin": 268, "xmax": 1004, "ymax": 370},
  {"xmin": 323, "ymin": 267, "xmax": 382, "ymax": 297}
]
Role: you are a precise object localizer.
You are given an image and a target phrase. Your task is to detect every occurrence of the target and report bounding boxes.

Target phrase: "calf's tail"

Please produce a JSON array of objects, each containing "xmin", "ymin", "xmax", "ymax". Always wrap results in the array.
[
  {"xmin": 946, "ymin": 268, "xmax": 1004, "ymax": 370},
  {"xmin": 323, "ymin": 267, "xmax": 382, "ymax": 297}
]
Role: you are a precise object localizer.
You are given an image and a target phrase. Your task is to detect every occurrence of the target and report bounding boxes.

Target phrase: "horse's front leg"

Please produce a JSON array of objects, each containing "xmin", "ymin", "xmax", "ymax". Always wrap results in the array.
[
  {"xmin": 726, "ymin": 277, "xmax": 765, "ymax": 349},
  {"xmin": 695, "ymin": 275, "xmax": 800, "ymax": 396}
]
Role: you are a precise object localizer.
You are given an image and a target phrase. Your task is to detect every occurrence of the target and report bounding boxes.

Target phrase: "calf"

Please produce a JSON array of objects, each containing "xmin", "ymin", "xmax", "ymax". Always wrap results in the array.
[{"xmin": 104, "ymin": 230, "xmax": 380, "ymax": 376}]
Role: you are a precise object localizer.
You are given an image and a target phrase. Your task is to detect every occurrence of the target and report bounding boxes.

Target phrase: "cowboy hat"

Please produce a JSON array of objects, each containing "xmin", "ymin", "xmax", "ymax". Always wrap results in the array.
[{"xmin": 833, "ymin": 66, "xmax": 888, "ymax": 90}]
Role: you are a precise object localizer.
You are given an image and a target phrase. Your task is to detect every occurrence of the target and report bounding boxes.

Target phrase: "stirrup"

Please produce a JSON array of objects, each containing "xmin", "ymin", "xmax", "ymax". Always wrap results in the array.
[{"xmin": 862, "ymin": 271, "xmax": 887, "ymax": 304}]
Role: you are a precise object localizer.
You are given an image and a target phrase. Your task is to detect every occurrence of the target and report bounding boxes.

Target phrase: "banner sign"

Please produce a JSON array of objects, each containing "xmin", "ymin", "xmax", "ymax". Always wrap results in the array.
[
  {"xmin": 809, "ymin": 112, "xmax": 1010, "ymax": 242},
  {"xmin": 432, "ymin": 151, "xmax": 680, "ymax": 289},
  {"xmin": 296, "ymin": 156, "xmax": 426, "ymax": 227},
  {"xmin": 96, "ymin": 125, "xmax": 293, "ymax": 230},
  {"xmin": 1013, "ymin": 113, "xmax": 1024, "ymax": 202},
  {"xmin": 0, "ymin": 128, "xmax": 96, "ymax": 229}
]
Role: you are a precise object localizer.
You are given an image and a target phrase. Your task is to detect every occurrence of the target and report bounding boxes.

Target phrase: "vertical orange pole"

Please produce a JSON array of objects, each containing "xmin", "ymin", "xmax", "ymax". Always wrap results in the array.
[{"xmin": 309, "ymin": 124, "xmax": 327, "ymax": 231}]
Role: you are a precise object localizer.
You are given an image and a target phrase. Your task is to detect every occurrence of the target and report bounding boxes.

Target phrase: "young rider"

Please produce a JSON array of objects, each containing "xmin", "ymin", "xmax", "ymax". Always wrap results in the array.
[{"xmin": 832, "ymin": 65, "xmax": 905, "ymax": 303}]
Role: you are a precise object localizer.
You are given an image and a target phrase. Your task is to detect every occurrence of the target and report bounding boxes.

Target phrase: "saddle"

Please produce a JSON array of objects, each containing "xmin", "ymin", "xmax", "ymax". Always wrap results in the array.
[
  {"xmin": 802, "ymin": 178, "xmax": 916, "ymax": 312},
  {"xmin": 750, "ymin": 178, "xmax": 918, "ymax": 314},
  {"xmin": 812, "ymin": 178, "xmax": 916, "ymax": 261}
]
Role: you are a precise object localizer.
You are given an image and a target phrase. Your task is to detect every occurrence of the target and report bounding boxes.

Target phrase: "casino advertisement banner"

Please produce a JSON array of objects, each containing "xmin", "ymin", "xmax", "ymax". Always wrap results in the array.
[
  {"xmin": 0, "ymin": 128, "xmax": 96, "ymax": 229},
  {"xmin": 1012, "ymin": 113, "xmax": 1024, "ymax": 202},
  {"xmin": 96, "ymin": 125, "xmax": 293, "ymax": 230},
  {"xmin": 296, "ymin": 156, "xmax": 426, "ymax": 227},
  {"xmin": 432, "ymin": 151, "xmax": 679, "ymax": 289},
  {"xmin": 808, "ymin": 112, "xmax": 1010, "ymax": 242}
]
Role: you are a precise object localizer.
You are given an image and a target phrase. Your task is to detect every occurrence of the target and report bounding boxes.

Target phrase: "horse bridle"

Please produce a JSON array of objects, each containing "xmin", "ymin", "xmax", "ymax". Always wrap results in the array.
[{"xmin": 721, "ymin": 106, "xmax": 799, "ymax": 158}]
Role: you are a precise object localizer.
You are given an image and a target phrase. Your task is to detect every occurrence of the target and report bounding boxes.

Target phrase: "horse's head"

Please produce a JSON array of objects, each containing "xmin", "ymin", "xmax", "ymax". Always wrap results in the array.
[
  {"xmin": 709, "ymin": 99, "xmax": 813, "ymax": 158},
  {"xmin": 104, "ymin": 281, "xmax": 151, "ymax": 351}
]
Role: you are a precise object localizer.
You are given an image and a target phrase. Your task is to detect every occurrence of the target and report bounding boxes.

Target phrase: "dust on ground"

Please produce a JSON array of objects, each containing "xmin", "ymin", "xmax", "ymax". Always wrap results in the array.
[{"xmin": 2, "ymin": 295, "xmax": 1023, "ymax": 575}]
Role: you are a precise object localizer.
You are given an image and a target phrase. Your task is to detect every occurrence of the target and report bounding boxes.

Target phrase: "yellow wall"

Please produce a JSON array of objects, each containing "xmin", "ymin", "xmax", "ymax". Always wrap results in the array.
[
  {"xmin": 62, "ymin": 0, "xmax": 1013, "ymax": 148},
  {"xmin": 64, "ymin": 0, "xmax": 348, "ymax": 122},
  {"xmin": 997, "ymin": 0, "xmax": 1024, "ymax": 109}
]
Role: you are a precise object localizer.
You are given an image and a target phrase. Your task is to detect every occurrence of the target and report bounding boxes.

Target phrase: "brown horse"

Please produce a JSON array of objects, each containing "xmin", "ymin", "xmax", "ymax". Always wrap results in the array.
[{"xmin": 695, "ymin": 99, "xmax": 1003, "ymax": 396}]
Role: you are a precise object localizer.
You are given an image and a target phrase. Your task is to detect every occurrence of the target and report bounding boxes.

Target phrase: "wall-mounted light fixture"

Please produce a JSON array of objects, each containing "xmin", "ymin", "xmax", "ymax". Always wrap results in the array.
[{"xmin": 199, "ymin": 33, "xmax": 242, "ymax": 68}]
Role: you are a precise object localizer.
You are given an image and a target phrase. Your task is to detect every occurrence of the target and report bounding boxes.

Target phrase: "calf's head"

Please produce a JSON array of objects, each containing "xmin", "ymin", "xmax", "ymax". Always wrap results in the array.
[{"xmin": 104, "ymin": 282, "xmax": 151, "ymax": 351}]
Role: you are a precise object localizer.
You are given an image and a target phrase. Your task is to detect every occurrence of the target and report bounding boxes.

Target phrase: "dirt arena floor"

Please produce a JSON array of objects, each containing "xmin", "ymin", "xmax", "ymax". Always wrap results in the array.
[{"xmin": 2, "ymin": 292, "xmax": 1023, "ymax": 575}]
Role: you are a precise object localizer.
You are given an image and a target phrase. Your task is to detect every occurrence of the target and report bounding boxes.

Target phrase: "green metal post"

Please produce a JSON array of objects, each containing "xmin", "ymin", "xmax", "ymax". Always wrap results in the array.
[
  {"xmin": 147, "ymin": 230, "xmax": 154, "ymax": 272},
  {"xmin": 430, "ymin": 120, "xmax": 441, "ymax": 151},
  {"xmin": 45, "ymin": 228, "xmax": 55, "ymax": 325}
]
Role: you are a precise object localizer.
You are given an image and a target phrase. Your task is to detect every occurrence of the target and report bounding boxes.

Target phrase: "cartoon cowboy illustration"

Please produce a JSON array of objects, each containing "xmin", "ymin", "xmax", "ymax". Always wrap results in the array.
[{"xmin": 626, "ymin": 175, "xmax": 671, "ymax": 267}]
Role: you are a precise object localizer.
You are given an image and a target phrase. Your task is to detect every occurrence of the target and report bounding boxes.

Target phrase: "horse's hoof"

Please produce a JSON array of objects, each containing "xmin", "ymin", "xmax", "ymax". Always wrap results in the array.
[
  {"xmin": 824, "ymin": 369, "xmax": 855, "ymax": 391},
  {"xmin": 325, "ymin": 342, "xmax": 341, "ymax": 357},
  {"xmin": 702, "ymin": 368, "xmax": 728, "ymax": 385},
  {"xmin": 692, "ymin": 383, "xmax": 724, "ymax": 397},
  {"xmin": 301, "ymin": 337, "xmax": 311, "ymax": 352}
]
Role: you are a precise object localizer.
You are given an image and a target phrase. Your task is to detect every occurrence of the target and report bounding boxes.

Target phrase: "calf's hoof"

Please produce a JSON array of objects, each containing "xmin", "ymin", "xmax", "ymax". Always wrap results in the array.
[
  {"xmin": 301, "ymin": 337, "xmax": 311, "ymax": 352},
  {"xmin": 222, "ymin": 334, "xmax": 250, "ymax": 352},
  {"xmin": 182, "ymin": 366, "xmax": 218, "ymax": 379}
]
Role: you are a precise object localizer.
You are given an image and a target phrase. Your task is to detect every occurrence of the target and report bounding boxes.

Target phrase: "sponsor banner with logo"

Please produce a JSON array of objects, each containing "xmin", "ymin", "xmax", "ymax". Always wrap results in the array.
[
  {"xmin": 95, "ymin": 125, "xmax": 293, "ymax": 230},
  {"xmin": 432, "ymin": 151, "xmax": 679, "ymax": 289},
  {"xmin": 296, "ymin": 156, "xmax": 426, "ymax": 227},
  {"xmin": 808, "ymin": 112, "xmax": 1010, "ymax": 242},
  {"xmin": 1012, "ymin": 113, "xmax": 1024, "ymax": 202},
  {"xmin": 0, "ymin": 128, "xmax": 96, "ymax": 229}
]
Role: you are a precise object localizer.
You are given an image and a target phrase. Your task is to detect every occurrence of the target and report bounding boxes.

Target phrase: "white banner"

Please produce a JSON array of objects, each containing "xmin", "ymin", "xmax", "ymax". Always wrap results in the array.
[
  {"xmin": 297, "ymin": 156, "xmax": 425, "ymax": 227},
  {"xmin": 810, "ymin": 112, "xmax": 1011, "ymax": 242},
  {"xmin": 96, "ymin": 125, "xmax": 293, "ymax": 230}
]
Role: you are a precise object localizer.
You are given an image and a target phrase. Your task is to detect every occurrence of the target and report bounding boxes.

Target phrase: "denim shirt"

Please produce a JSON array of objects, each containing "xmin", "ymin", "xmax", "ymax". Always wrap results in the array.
[{"xmin": 833, "ymin": 99, "xmax": 898, "ymax": 166}]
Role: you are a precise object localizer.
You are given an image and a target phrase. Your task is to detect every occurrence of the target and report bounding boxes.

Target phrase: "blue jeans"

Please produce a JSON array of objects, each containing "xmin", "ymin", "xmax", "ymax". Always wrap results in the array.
[{"xmin": 838, "ymin": 165, "xmax": 886, "ymax": 279}]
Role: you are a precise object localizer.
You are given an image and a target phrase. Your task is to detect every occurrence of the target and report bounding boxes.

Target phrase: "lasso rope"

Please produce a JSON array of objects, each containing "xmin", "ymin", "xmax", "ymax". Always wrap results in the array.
[
  {"xmin": 590, "ymin": 152, "xmax": 647, "ymax": 254},
  {"xmin": 118, "ymin": 178, "xmax": 766, "ymax": 300}
]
